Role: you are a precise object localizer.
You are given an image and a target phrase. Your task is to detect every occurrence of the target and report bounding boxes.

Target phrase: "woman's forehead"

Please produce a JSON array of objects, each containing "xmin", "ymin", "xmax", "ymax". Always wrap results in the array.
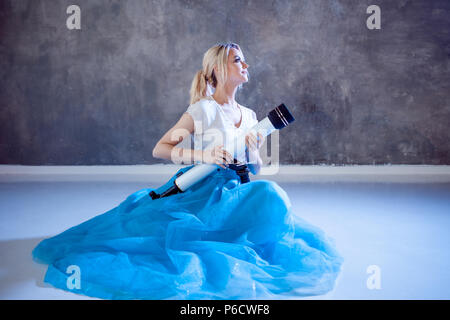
[{"xmin": 228, "ymin": 48, "xmax": 244, "ymax": 60}]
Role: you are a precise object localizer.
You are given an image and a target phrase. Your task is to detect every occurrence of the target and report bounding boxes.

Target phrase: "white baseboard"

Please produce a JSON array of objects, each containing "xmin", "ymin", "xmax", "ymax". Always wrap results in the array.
[{"xmin": 1, "ymin": 164, "xmax": 449, "ymax": 183}]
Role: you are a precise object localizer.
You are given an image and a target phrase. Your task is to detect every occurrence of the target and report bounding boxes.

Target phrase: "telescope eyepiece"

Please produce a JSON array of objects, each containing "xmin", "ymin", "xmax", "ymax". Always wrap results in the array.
[{"xmin": 268, "ymin": 104, "xmax": 295, "ymax": 130}]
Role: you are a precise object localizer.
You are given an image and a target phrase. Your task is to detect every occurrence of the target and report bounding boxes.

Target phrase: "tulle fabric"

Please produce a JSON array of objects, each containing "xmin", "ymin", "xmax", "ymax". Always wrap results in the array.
[{"xmin": 32, "ymin": 165, "xmax": 343, "ymax": 299}]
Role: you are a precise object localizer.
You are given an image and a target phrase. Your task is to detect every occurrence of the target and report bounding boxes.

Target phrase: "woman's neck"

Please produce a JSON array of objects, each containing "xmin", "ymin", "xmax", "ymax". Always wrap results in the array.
[{"xmin": 212, "ymin": 83, "xmax": 238, "ymax": 106}]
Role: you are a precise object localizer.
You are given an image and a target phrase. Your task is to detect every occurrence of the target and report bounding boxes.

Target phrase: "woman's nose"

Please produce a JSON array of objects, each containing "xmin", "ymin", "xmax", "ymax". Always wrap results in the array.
[{"xmin": 242, "ymin": 61, "xmax": 249, "ymax": 69}]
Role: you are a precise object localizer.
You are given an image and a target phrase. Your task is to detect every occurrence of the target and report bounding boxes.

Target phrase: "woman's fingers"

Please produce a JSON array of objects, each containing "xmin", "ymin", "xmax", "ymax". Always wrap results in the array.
[
  {"xmin": 257, "ymin": 133, "xmax": 265, "ymax": 149},
  {"xmin": 222, "ymin": 149, "xmax": 233, "ymax": 164},
  {"xmin": 217, "ymin": 146, "xmax": 228, "ymax": 162},
  {"xmin": 257, "ymin": 133, "xmax": 264, "ymax": 145},
  {"xmin": 214, "ymin": 145, "xmax": 233, "ymax": 167},
  {"xmin": 246, "ymin": 133, "xmax": 258, "ymax": 151},
  {"xmin": 215, "ymin": 160, "xmax": 227, "ymax": 169},
  {"xmin": 246, "ymin": 132, "xmax": 265, "ymax": 151}
]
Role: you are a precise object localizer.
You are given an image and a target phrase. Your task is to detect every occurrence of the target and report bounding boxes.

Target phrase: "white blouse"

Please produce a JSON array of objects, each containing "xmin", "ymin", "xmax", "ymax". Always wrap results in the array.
[{"xmin": 185, "ymin": 96, "xmax": 259, "ymax": 164}]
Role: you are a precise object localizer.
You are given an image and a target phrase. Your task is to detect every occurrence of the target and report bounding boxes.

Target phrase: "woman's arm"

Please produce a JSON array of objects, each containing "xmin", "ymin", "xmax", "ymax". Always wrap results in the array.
[
  {"xmin": 152, "ymin": 112, "xmax": 233, "ymax": 168},
  {"xmin": 152, "ymin": 112, "xmax": 202, "ymax": 164}
]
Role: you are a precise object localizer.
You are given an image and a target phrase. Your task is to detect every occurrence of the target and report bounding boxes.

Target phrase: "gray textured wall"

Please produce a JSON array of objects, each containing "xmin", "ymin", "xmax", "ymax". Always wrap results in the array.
[{"xmin": 0, "ymin": 0, "xmax": 449, "ymax": 165}]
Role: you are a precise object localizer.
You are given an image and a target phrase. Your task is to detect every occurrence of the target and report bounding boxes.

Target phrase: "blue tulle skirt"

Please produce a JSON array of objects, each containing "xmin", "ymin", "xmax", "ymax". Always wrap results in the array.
[{"xmin": 32, "ymin": 165, "xmax": 343, "ymax": 299}]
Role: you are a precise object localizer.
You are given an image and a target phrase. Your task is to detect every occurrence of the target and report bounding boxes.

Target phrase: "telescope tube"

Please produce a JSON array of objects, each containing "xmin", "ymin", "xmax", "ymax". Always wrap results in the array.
[{"xmin": 149, "ymin": 103, "xmax": 294, "ymax": 200}]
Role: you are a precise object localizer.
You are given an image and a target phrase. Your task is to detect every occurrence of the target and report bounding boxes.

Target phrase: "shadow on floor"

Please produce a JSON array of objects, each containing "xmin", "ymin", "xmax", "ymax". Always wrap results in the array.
[{"xmin": 0, "ymin": 237, "xmax": 53, "ymax": 295}]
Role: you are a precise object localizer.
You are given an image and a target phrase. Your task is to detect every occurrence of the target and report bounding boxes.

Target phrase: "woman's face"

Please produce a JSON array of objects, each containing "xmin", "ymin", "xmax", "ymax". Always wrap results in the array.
[{"xmin": 225, "ymin": 47, "xmax": 249, "ymax": 85}]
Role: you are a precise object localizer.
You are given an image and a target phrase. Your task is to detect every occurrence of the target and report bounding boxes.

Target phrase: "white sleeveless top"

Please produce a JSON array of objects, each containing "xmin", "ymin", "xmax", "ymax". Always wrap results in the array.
[{"xmin": 185, "ymin": 96, "xmax": 258, "ymax": 163}]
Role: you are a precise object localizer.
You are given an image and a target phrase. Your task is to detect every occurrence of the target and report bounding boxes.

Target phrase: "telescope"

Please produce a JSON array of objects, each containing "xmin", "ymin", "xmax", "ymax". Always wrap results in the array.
[{"xmin": 149, "ymin": 103, "xmax": 295, "ymax": 200}]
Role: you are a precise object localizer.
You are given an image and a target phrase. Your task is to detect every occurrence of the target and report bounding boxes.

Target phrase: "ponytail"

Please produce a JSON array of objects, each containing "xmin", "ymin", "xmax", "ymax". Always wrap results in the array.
[{"xmin": 189, "ymin": 70, "xmax": 208, "ymax": 105}]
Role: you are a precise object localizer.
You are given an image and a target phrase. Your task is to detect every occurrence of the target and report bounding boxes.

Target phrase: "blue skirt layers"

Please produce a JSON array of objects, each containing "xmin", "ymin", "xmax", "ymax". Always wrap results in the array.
[{"xmin": 32, "ymin": 165, "xmax": 343, "ymax": 299}]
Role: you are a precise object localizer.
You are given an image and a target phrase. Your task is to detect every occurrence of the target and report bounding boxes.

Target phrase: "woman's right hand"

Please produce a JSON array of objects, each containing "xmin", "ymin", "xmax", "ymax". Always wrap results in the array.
[{"xmin": 202, "ymin": 145, "xmax": 234, "ymax": 169}]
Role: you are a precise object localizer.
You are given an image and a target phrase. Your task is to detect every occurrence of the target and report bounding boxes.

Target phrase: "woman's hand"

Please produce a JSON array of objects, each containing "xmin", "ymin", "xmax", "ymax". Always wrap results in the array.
[
  {"xmin": 202, "ymin": 145, "xmax": 234, "ymax": 169},
  {"xmin": 245, "ymin": 132, "xmax": 265, "ymax": 152},
  {"xmin": 244, "ymin": 132, "xmax": 264, "ymax": 174}
]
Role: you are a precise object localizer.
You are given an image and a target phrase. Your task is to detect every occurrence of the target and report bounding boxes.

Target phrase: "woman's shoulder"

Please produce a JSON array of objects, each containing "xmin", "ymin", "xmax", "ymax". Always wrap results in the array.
[
  {"xmin": 187, "ymin": 98, "xmax": 213, "ymax": 112},
  {"xmin": 187, "ymin": 97, "xmax": 216, "ymax": 112},
  {"xmin": 185, "ymin": 97, "xmax": 218, "ymax": 125}
]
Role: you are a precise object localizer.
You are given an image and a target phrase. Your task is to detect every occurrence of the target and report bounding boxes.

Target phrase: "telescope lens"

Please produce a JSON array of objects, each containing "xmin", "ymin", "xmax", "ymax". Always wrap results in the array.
[{"xmin": 268, "ymin": 104, "xmax": 295, "ymax": 129}]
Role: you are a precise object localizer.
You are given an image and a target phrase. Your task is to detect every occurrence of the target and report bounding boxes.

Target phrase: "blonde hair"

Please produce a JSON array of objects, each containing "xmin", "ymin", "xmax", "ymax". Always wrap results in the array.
[{"xmin": 189, "ymin": 42, "xmax": 243, "ymax": 105}]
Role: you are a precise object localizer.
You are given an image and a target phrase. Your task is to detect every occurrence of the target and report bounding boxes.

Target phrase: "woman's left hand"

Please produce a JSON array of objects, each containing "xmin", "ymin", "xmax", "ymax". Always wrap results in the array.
[{"xmin": 245, "ymin": 132, "xmax": 265, "ymax": 152}]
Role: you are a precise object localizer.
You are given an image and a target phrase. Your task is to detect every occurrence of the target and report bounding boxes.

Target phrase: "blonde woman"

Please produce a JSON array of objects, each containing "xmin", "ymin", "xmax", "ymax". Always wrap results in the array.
[
  {"xmin": 32, "ymin": 42, "xmax": 343, "ymax": 300},
  {"xmin": 152, "ymin": 42, "xmax": 262, "ymax": 174}
]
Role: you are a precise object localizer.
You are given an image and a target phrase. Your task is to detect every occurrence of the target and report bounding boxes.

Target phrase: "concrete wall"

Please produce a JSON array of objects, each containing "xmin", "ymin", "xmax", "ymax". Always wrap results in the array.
[{"xmin": 0, "ymin": 0, "xmax": 449, "ymax": 165}]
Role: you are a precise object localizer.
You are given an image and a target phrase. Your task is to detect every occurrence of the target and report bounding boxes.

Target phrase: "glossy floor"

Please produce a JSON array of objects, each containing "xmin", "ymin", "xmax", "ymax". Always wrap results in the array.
[{"xmin": 0, "ymin": 178, "xmax": 449, "ymax": 299}]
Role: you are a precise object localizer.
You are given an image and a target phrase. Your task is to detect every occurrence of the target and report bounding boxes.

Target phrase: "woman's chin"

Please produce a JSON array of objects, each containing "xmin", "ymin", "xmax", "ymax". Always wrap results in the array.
[{"xmin": 231, "ymin": 76, "xmax": 248, "ymax": 86}]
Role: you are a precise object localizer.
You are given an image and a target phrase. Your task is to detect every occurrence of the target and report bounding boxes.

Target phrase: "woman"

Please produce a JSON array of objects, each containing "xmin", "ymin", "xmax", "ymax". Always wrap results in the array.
[
  {"xmin": 153, "ymin": 42, "xmax": 262, "ymax": 174},
  {"xmin": 32, "ymin": 42, "xmax": 343, "ymax": 300}
]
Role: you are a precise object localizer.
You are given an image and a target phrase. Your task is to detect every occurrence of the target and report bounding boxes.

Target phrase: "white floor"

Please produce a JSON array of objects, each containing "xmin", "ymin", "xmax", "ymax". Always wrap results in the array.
[{"xmin": 0, "ymin": 165, "xmax": 449, "ymax": 300}]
